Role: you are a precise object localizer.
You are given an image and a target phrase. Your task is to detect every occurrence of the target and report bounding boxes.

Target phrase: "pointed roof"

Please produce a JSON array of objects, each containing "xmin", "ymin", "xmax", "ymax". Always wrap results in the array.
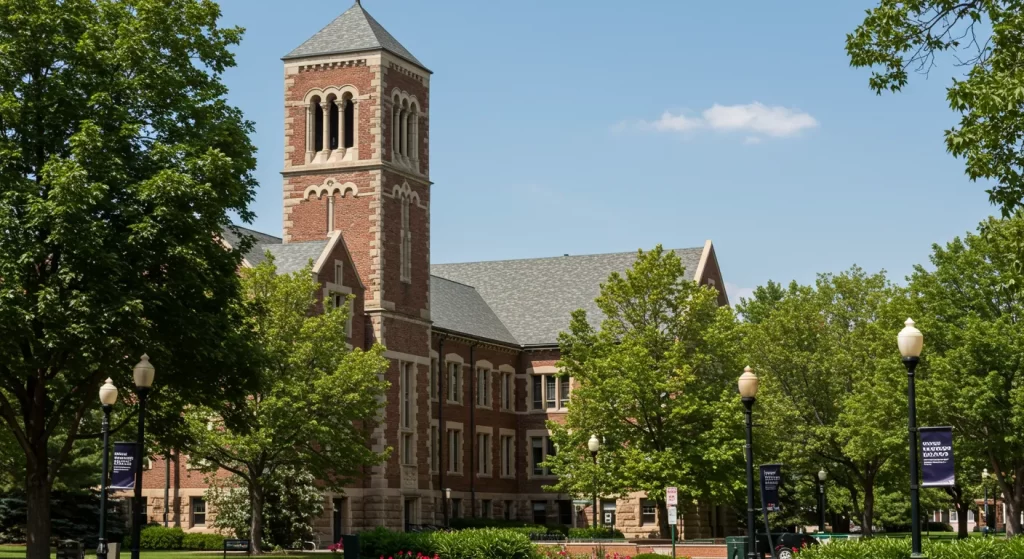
[{"xmin": 283, "ymin": 1, "xmax": 428, "ymax": 71}]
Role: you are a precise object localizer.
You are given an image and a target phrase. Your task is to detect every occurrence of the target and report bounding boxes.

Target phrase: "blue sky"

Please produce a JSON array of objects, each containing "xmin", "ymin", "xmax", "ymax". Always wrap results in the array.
[{"xmin": 216, "ymin": 0, "xmax": 994, "ymax": 302}]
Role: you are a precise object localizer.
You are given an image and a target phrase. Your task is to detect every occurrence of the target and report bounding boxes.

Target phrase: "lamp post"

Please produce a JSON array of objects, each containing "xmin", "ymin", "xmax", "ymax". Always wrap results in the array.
[
  {"xmin": 817, "ymin": 470, "xmax": 827, "ymax": 534},
  {"xmin": 738, "ymin": 366, "xmax": 759, "ymax": 559},
  {"xmin": 898, "ymin": 319, "xmax": 925, "ymax": 558},
  {"xmin": 444, "ymin": 488, "xmax": 452, "ymax": 529},
  {"xmin": 588, "ymin": 435, "xmax": 600, "ymax": 530},
  {"xmin": 97, "ymin": 379, "xmax": 118, "ymax": 559},
  {"xmin": 130, "ymin": 355, "xmax": 155, "ymax": 559},
  {"xmin": 983, "ymin": 469, "xmax": 990, "ymax": 536}
]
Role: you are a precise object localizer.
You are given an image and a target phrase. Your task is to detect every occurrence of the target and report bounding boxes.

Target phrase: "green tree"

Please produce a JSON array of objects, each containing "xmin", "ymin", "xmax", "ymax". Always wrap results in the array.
[
  {"xmin": 744, "ymin": 268, "xmax": 909, "ymax": 536},
  {"xmin": 846, "ymin": 1, "xmax": 1024, "ymax": 215},
  {"xmin": 184, "ymin": 258, "xmax": 388, "ymax": 553},
  {"xmin": 909, "ymin": 214, "xmax": 1024, "ymax": 536},
  {"xmin": 545, "ymin": 246, "xmax": 744, "ymax": 538},
  {"xmin": 0, "ymin": 0, "xmax": 258, "ymax": 556}
]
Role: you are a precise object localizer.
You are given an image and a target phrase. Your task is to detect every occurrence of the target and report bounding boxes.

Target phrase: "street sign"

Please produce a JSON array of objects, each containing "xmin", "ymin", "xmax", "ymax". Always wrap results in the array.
[
  {"xmin": 666, "ymin": 486, "xmax": 678, "ymax": 506},
  {"xmin": 668, "ymin": 506, "xmax": 677, "ymax": 524}
]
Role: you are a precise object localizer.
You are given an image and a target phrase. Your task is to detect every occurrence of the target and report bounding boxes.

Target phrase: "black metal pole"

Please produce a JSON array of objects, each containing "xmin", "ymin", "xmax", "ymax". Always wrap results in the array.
[
  {"xmin": 903, "ymin": 356, "xmax": 923, "ymax": 558},
  {"xmin": 164, "ymin": 452, "xmax": 170, "ymax": 527},
  {"xmin": 131, "ymin": 389, "xmax": 149, "ymax": 559},
  {"xmin": 984, "ymin": 485, "xmax": 989, "ymax": 535},
  {"xmin": 743, "ymin": 397, "xmax": 756, "ymax": 559},
  {"xmin": 819, "ymin": 479, "xmax": 826, "ymax": 533},
  {"xmin": 97, "ymin": 405, "xmax": 112, "ymax": 559},
  {"xmin": 591, "ymin": 451, "xmax": 598, "ymax": 530}
]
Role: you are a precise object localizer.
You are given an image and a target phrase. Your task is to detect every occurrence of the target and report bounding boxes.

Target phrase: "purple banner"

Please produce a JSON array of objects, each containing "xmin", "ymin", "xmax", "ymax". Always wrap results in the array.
[
  {"xmin": 920, "ymin": 427, "xmax": 955, "ymax": 488},
  {"xmin": 760, "ymin": 464, "xmax": 782, "ymax": 513},
  {"xmin": 110, "ymin": 442, "xmax": 137, "ymax": 490}
]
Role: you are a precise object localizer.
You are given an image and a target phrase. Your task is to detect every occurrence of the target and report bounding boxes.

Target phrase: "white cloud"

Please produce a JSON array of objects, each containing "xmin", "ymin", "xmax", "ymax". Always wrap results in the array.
[
  {"xmin": 725, "ymin": 282, "xmax": 756, "ymax": 307},
  {"xmin": 633, "ymin": 102, "xmax": 818, "ymax": 142}
]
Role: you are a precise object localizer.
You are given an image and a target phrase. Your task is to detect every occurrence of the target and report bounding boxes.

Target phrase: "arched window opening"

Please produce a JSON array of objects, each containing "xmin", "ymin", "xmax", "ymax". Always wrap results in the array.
[
  {"xmin": 408, "ymin": 103, "xmax": 418, "ymax": 161},
  {"xmin": 312, "ymin": 97, "xmax": 324, "ymax": 153},
  {"xmin": 343, "ymin": 98, "xmax": 355, "ymax": 149},
  {"xmin": 400, "ymin": 194, "xmax": 412, "ymax": 283},
  {"xmin": 328, "ymin": 97, "xmax": 339, "ymax": 150},
  {"xmin": 393, "ymin": 95, "xmax": 401, "ymax": 156},
  {"xmin": 400, "ymin": 99, "xmax": 410, "ymax": 157}
]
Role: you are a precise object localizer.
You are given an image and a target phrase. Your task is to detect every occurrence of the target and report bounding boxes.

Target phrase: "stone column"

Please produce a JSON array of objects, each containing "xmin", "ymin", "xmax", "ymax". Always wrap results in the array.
[
  {"xmin": 320, "ymin": 100, "xmax": 332, "ymax": 160},
  {"xmin": 336, "ymin": 99, "xmax": 346, "ymax": 159},
  {"xmin": 305, "ymin": 103, "xmax": 315, "ymax": 163}
]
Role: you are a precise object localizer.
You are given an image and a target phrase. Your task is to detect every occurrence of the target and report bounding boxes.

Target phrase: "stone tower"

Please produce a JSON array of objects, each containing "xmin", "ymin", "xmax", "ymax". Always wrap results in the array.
[{"xmin": 282, "ymin": 2, "xmax": 435, "ymax": 528}]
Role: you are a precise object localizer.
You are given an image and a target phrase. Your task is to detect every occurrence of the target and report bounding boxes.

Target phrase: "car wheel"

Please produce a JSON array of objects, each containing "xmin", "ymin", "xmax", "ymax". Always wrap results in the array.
[{"xmin": 777, "ymin": 549, "xmax": 794, "ymax": 559}]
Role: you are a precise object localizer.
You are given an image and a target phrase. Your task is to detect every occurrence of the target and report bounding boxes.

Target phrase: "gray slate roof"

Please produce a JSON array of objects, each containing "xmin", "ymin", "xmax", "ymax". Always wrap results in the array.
[
  {"xmin": 283, "ymin": 2, "xmax": 426, "ymax": 70},
  {"xmin": 222, "ymin": 225, "xmax": 283, "ymax": 268},
  {"xmin": 431, "ymin": 248, "xmax": 705, "ymax": 346},
  {"xmin": 221, "ymin": 226, "xmax": 324, "ymax": 274},
  {"xmin": 430, "ymin": 276, "xmax": 518, "ymax": 346}
]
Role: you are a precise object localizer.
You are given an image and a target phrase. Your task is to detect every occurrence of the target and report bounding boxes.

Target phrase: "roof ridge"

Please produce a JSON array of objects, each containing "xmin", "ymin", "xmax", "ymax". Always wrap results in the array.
[
  {"xmin": 431, "ymin": 246, "xmax": 704, "ymax": 267},
  {"xmin": 429, "ymin": 274, "xmax": 480, "ymax": 290}
]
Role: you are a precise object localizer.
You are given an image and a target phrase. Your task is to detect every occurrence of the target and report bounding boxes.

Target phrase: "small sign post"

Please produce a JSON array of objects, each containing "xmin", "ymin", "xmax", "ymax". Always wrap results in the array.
[{"xmin": 666, "ymin": 487, "xmax": 678, "ymax": 558}]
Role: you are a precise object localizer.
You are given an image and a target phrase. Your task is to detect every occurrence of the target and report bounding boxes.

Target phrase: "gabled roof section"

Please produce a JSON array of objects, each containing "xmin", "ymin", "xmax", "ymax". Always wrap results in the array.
[
  {"xmin": 431, "ymin": 248, "xmax": 706, "ymax": 347},
  {"xmin": 430, "ymin": 276, "xmax": 518, "ymax": 346},
  {"xmin": 221, "ymin": 225, "xmax": 325, "ymax": 275},
  {"xmin": 221, "ymin": 225, "xmax": 283, "ymax": 268},
  {"xmin": 283, "ymin": 1, "xmax": 428, "ymax": 72}
]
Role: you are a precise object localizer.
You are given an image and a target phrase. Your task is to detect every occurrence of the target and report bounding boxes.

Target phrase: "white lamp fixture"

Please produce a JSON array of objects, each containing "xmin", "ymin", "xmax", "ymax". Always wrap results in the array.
[
  {"xmin": 587, "ymin": 434, "xmax": 600, "ymax": 454},
  {"xmin": 983, "ymin": 468, "xmax": 989, "ymax": 480},
  {"xmin": 133, "ymin": 354, "xmax": 156, "ymax": 389},
  {"xmin": 897, "ymin": 318, "xmax": 924, "ymax": 358},
  {"xmin": 99, "ymin": 378, "xmax": 118, "ymax": 406},
  {"xmin": 738, "ymin": 366, "xmax": 759, "ymax": 399},
  {"xmin": 445, "ymin": 488, "xmax": 452, "ymax": 500},
  {"xmin": 818, "ymin": 469, "xmax": 827, "ymax": 482}
]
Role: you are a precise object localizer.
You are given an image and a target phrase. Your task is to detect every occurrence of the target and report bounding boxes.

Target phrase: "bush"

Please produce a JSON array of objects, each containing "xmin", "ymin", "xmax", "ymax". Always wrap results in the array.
[
  {"xmin": 358, "ymin": 526, "xmax": 434, "ymax": 558},
  {"xmin": 567, "ymin": 526, "xmax": 625, "ymax": 539},
  {"xmin": 137, "ymin": 526, "xmax": 185, "ymax": 550},
  {"xmin": 181, "ymin": 532, "xmax": 225, "ymax": 550},
  {"xmin": 358, "ymin": 527, "xmax": 532, "ymax": 559},
  {"xmin": 797, "ymin": 537, "xmax": 1024, "ymax": 559},
  {"xmin": 635, "ymin": 555, "xmax": 675, "ymax": 559}
]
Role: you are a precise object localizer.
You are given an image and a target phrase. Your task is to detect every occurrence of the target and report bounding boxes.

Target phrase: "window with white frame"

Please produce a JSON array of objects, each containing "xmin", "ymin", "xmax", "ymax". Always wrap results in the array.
[
  {"xmin": 401, "ymin": 362, "xmax": 413, "ymax": 429},
  {"xmin": 191, "ymin": 497, "xmax": 206, "ymax": 527},
  {"xmin": 430, "ymin": 358, "xmax": 438, "ymax": 401},
  {"xmin": 334, "ymin": 261, "xmax": 343, "ymax": 284},
  {"xmin": 532, "ymin": 373, "xmax": 570, "ymax": 411},
  {"xmin": 402, "ymin": 433, "xmax": 414, "ymax": 465},
  {"xmin": 476, "ymin": 368, "xmax": 491, "ymax": 407},
  {"xmin": 530, "ymin": 435, "xmax": 556, "ymax": 476},
  {"xmin": 950, "ymin": 509, "xmax": 959, "ymax": 523},
  {"xmin": 476, "ymin": 432, "xmax": 491, "ymax": 475},
  {"xmin": 447, "ymin": 428, "xmax": 462, "ymax": 473},
  {"xmin": 500, "ymin": 435, "xmax": 514, "ymax": 477},
  {"xmin": 448, "ymin": 362, "xmax": 462, "ymax": 403},
  {"xmin": 430, "ymin": 425, "xmax": 439, "ymax": 472},
  {"xmin": 641, "ymin": 500, "xmax": 657, "ymax": 526},
  {"xmin": 400, "ymin": 195, "xmax": 412, "ymax": 283},
  {"xmin": 501, "ymin": 372, "xmax": 513, "ymax": 411}
]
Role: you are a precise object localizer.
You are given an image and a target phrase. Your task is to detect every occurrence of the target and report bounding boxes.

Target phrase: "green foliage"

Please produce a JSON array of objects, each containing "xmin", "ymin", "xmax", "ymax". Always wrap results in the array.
[
  {"xmin": 548, "ymin": 246, "xmax": 744, "ymax": 538},
  {"xmin": 846, "ymin": 2, "xmax": 1024, "ymax": 216},
  {"xmin": 743, "ymin": 267, "xmax": 909, "ymax": 535},
  {"xmin": 357, "ymin": 527, "xmax": 533, "ymax": 559},
  {"xmin": 138, "ymin": 526, "xmax": 185, "ymax": 550},
  {"xmin": 566, "ymin": 526, "xmax": 625, "ymax": 539},
  {"xmin": 635, "ymin": 555, "xmax": 678, "ymax": 559},
  {"xmin": 0, "ymin": 491, "xmax": 127, "ymax": 547},
  {"xmin": 204, "ymin": 468, "xmax": 324, "ymax": 548},
  {"xmin": 0, "ymin": 0, "xmax": 259, "ymax": 555},
  {"xmin": 181, "ymin": 533, "xmax": 225, "ymax": 550},
  {"xmin": 800, "ymin": 537, "xmax": 1024, "ymax": 559},
  {"xmin": 448, "ymin": 517, "xmax": 552, "ymax": 537},
  {"xmin": 184, "ymin": 258, "xmax": 389, "ymax": 551}
]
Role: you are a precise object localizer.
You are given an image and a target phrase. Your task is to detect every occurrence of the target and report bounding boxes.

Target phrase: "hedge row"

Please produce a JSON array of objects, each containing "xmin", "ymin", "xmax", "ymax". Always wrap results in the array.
[
  {"xmin": 798, "ymin": 537, "xmax": 1024, "ymax": 559},
  {"xmin": 357, "ymin": 527, "xmax": 532, "ymax": 559},
  {"xmin": 123, "ymin": 526, "xmax": 224, "ymax": 550},
  {"xmin": 448, "ymin": 517, "xmax": 566, "ymax": 535},
  {"xmin": 567, "ymin": 526, "xmax": 625, "ymax": 540}
]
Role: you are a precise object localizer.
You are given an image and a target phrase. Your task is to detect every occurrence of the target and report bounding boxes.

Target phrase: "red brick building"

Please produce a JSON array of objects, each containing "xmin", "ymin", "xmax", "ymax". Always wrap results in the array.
[{"xmin": 135, "ymin": 1, "xmax": 734, "ymax": 543}]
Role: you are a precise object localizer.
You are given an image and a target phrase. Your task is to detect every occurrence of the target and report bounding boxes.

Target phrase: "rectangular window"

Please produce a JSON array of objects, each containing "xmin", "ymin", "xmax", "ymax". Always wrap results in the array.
[
  {"xmin": 558, "ymin": 500, "xmax": 573, "ymax": 526},
  {"xmin": 559, "ymin": 376, "xmax": 570, "ymax": 407},
  {"xmin": 476, "ymin": 368, "xmax": 490, "ymax": 407},
  {"xmin": 400, "ymin": 197, "xmax": 412, "ymax": 283},
  {"xmin": 451, "ymin": 499, "xmax": 461, "ymax": 519},
  {"xmin": 448, "ymin": 363, "xmax": 461, "ymax": 403},
  {"xmin": 532, "ymin": 501, "xmax": 547, "ymax": 525},
  {"xmin": 430, "ymin": 426, "xmax": 438, "ymax": 472},
  {"xmin": 191, "ymin": 497, "xmax": 206, "ymax": 527},
  {"xmin": 430, "ymin": 358, "xmax": 438, "ymax": 401},
  {"xmin": 401, "ymin": 363, "xmax": 413, "ymax": 429},
  {"xmin": 950, "ymin": 510, "xmax": 959, "ymax": 523},
  {"xmin": 504, "ymin": 500, "xmax": 513, "ymax": 521},
  {"xmin": 447, "ymin": 429, "xmax": 461, "ymax": 473},
  {"xmin": 501, "ymin": 435, "xmax": 514, "ymax": 477},
  {"xmin": 531, "ymin": 437, "xmax": 545, "ymax": 476},
  {"xmin": 482, "ymin": 499, "xmax": 492, "ymax": 519},
  {"xmin": 532, "ymin": 375, "xmax": 542, "ymax": 410},
  {"xmin": 641, "ymin": 500, "xmax": 657, "ymax": 526},
  {"xmin": 545, "ymin": 375, "xmax": 556, "ymax": 409},
  {"xmin": 335, "ymin": 262, "xmax": 343, "ymax": 284},
  {"xmin": 402, "ymin": 433, "xmax": 414, "ymax": 465},
  {"xmin": 501, "ymin": 373, "xmax": 512, "ymax": 410},
  {"xmin": 476, "ymin": 433, "xmax": 491, "ymax": 475}
]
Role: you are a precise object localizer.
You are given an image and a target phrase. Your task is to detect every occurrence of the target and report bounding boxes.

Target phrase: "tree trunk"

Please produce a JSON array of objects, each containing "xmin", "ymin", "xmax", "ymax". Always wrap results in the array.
[
  {"xmin": 250, "ymin": 483, "xmax": 265, "ymax": 554},
  {"xmin": 862, "ymin": 484, "xmax": 874, "ymax": 538},
  {"xmin": 957, "ymin": 504, "xmax": 969, "ymax": 538},
  {"xmin": 1005, "ymin": 498, "xmax": 1021, "ymax": 536},
  {"xmin": 657, "ymin": 499, "xmax": 670, "ymax": 539},
  {"xmin": 25, "ymin": 457, "xmax": 51, "ymax": 559}
]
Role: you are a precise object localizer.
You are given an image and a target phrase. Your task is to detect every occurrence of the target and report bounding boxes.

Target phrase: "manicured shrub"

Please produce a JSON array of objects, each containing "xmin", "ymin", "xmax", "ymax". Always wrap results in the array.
[
  {"xmin": 358, "ymin": 526, "xmax": 434, "ymax": 558},
  {"xmin": 635, "ymin": 554, "xmax": 676, "ymax": 559},
  {"xmin": 567, "ymin": 526, "xmax": 625, "ymax": 539},
  {"xmin": 358, "ymin": 527, "xmax": 532, "ymax": 559},
  {"xmin": 181, "ymin": 532, "xmax": 225, "ymax": 550},
  {"xmin": 797, "ymin": 537, "xmax": 1024, "ymax": 559},
  {"xmin": 137, "ymin": 526, "xmax": 185, "ymax": 550}
]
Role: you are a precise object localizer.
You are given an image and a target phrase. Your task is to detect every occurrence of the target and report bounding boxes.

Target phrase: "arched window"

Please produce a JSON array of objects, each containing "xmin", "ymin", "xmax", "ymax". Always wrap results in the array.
[
  {"xmin": 328, "ymin": 96, "xmax": 339, "ymax": 150},
  {"xmin": 393, "ymin": 95, "xmax": 402, "ymax": 157},
  {"xmin": 400, "ymin": 99, "xmax": 410, "ymax": 157},
  {"xmin": 343, "ymin": 96, "xmax": 354, "ymax": 149},
  {"xmin": 400, "ymin": 194, "xmax": 412, "ymax": 283},
  {"xmin": 408, "ymin": 102, "xmax": 418, "ymax": 162},
  {"xmin": 311, "ymin": 96, "xmax": 324, "ymax": 153}
]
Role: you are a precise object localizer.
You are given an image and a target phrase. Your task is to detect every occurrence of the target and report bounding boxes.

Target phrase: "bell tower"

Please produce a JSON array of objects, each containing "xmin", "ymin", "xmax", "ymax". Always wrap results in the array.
[{"xmin": 281, "ymin": 1, "xmax": 434, "ymax": 510}]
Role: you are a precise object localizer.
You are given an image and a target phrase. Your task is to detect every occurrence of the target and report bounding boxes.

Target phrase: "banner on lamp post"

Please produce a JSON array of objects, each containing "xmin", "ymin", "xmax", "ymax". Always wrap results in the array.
[
  {"xmin": 110, "ymin": 442, "xmax": 137, "ymax": 490},
  {"xmin": 760, "ymin": 464, "xmax": 782, "ymax": 513},
  {"xmin": 920, "ymin": 427, "xmax": 956, "ymax": 488}
]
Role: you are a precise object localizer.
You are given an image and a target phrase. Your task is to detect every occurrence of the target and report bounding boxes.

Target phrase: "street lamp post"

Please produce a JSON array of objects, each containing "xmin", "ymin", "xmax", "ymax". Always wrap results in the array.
[
  {"xmin": 738, "ymin": 366, "xmax": 760, "ymax": 559},
  {"xmin": 444, "ymin": 488, "xmax": 452, "ymax": 529},
  {"xmin": 817, "ymin": 470, "xmax": 827, "ymax": 534},
  {"xmin": 130, "ymin": 355, "xmax": 155, "ymax": 559},
  {"xmin": 898, "ymin": 319, "xmax": 925, "ymax": 558},
  {"xmin": 588, "ymin": 435, "xmax": 601, "ymax": 530},
  {"xmin": 97, "ymin": 379, "xmax": 118, "ymax": 559},
  {"xmin": 983, "ymin": 469, "xmax": 990, "ymax": 536}
]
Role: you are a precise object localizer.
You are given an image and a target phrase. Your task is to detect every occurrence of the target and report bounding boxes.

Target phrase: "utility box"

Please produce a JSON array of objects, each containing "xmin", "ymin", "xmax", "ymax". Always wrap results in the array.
[
  {"xmin": 56, "ymin": 540, "xmax": 83, "ymax": 559},
  {"xmin": 726, "ymin": 536, "xmax": 748, "ymax": 559},
  {"xmin": 341, "ymin": 534, "xmax": 359, "ymax": 559}
]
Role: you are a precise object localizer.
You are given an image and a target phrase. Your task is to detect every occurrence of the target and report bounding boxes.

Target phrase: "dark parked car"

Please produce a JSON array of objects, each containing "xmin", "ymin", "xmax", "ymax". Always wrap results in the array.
[{"xmin": 773, "ymin": 533, "xmax": 819, "ymax": 559}]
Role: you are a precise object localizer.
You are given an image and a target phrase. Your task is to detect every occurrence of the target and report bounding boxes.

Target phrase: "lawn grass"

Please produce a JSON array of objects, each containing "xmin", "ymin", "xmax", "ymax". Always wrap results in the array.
[{"xmin": 0, "ymin": 546, "xmax": 309, "ymax": 559}]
